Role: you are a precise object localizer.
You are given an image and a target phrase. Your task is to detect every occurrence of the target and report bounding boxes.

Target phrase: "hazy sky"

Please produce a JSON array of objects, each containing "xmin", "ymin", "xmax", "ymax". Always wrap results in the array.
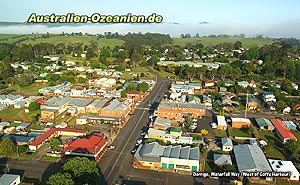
[{"xmin": 1, "ymin": 0, "xmax": 300, "ymax": 37}]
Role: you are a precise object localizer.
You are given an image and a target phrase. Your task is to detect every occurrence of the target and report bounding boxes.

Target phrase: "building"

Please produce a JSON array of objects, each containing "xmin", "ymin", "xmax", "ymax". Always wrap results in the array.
[
  {"xmin": 126, "ymin": 90, "xmax": 142, "ymax": 103},
  {"xmin": 170, "ymin": 128, "xmax": 182, "ymax": 137},
  {"xmin": 157, "ymin": 101, "xmax": 206, "ymax": 122},
  {"xmin": 1, "ymin": 135, "xmax": 34, "ymax": 146},
  {"xmin": 231, "ymin": 118, "xmax": 251, "ymax": 128},
  {"xmin": 204, "ymin": 80, "xmax": 215, "ymax": 87},
  {"xmin": 282, "ymin": 121, "xmax": 297, "ymax": 131},
  {"xmin": 134, "ymin": 142, "xmax": 199, "ymax": 171},
  {"xmin": 153, "ymin": 117, "xmax": 172, "ymax": 130},
  {"xmin": 85, "ymin": 99, "xmax": 108, "ymax": 113},
  {"xmin": 221, "ymin": 138, "xmax": 233, "ymax": 152},
  {"xmin": 16, "ymin": 122, "xmax": 31, "ymax": 132},
  {"xmin": 270, "ymin": 119, "xmax": 297, "ymax": 143},
  {"xmin": 0, "ymin": 174, "xmax": 21, "ymax": 185},
  {"xmin": 237, "ymin": 81, "xmax": 249, "ymax": 88},
  {"xmin": 63, "ymin": 133, "xmax": 107, "ymax": 160},
  {"xmin": 233, "ymin": 144, "xmax": 272, "ymax": 173},
  {"xmin": 216, "ymin": 116, "xmax": 227, "ymax": 130},
  {"xmin": 255, "ymin": 118, "xmax": 274, "ymax": 131},
  {"xmin": 100, "ymin": 99, "xmax": 131, "ymax": 120},
  {"xmin": 29, "ymin": 128, "xmax": 88, "ymax": 151},
  {"xmin": 76, "ymin": 114, "xmax": 125, "ymax": 125},
  {"xmin": 214, "ymin": 154, "xmax": 232, "ymax": 166},
  {"xmin": 247, "ymin": 98, "xmax": 259, "ymax": 110},
  {"xmin": 148, "ymin": 128, "xmax": 167, "ymax": 140},
  {"xmin": 268, "ymin": 159, "xmax": 299, "ymax": 182},
  {"xmin": 263, "ymin": 92, "xmax": 276, "ymax": 102},
  {"xmin": 0, "ymin": 122, "xmax": 10, "ymax": 131}
]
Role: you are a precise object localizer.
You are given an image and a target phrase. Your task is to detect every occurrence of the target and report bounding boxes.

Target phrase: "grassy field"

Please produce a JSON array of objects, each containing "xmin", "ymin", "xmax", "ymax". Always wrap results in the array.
[
  {"xmin": 3, "ymin": 34, "xmax": 125, "ymax": 48},
  {"xmin": 214, "ymin": 129, "xmax": 228, "ymax": 138},
  {"xmin": 172, "ymin": 37, "xmax": 275, "ymax": 48},
  {"xmin": 258, "ymin": 130, "xmax": 286, "ymax": 159},
  {"xmin": 8, "ymin": 83, "xmax": 49, "ymax": 94},
  {"xmin": 230, "ymin": 128, "xmax": 253, "ymax": 138},
  {"xmin": 0, "ymin": 106, "xmax": 41, "ymax": 122}
]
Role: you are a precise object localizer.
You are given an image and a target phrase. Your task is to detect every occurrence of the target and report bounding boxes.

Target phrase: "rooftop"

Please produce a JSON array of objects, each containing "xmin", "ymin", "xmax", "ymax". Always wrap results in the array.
[
  {"xmin": 158, "ymin": 101, "xmax": 206, "ymax": 110},
  {"xmin": 255, "ymin": 118, "xmax": 274, "ymax": 129},
  {"xmin": 233, "ymin": 144, "xmax": 272, "ymax": 172},
  {"xmin": 270, "ymin": 119, "xmax": 297, "ymax": 140}
]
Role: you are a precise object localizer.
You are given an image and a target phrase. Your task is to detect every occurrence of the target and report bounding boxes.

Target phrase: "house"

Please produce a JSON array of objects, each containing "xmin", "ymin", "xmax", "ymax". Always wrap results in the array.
[
  {"xmin": 249, "ymin": 81, "xmax": 256, "ymax": 88},
  {"xmin": 268, "ymin": 159, "xmax": 299, "ymax": 182},
  {"xmin": 70, "ymin": 88, "xmax": 86, "ymax": 97},
  {"xmin": 216, "ymin": 116, "xmax": 227, "ymax": 130},
  {"xmin": 126, "ymin": 90, "xmax": 142, "ymax": 103},
  {"xmin": 247, "ymin": 98, "xmax": 259, "ymax": 110},
  {"xmin": 170, "ymin": 128, "xmax": 182, "ymax": 137},
  {"xmin": 219, "ymin": 87, "xmax": 227, "ymax": 93},
  {"xmin": 76, "ymin": 114, "xmax": 125, "ymax": 125},
  {"xmin": 255, "ymin": 118, "xmax": 274, "ymax": 131},
  {"xmin": 134, "ymin": 142, "xmax": 199, "ymax": 171},
  {"xmin": 292, "ymin": 83, "xmax": 298, "ymax": 90},
  {"xmin": 157, "ymin": 101, "xmax": 206, "ymax": 122},
  {"xmin": 29, "ymin": 128, "xmax": 88, "ymax": 151},
  {"xmin": 14, "ymin": 100, "xmax": 26, "ymax": 109},
  {"xmin": 282, "ymin": 107, "xmax": 291, "ymax": 114},
  {"xmin": 203, "ymin": 95, "xmax": 212, "ymax": 109},
  {"xmin": 63, "ymin": 133, "xmax": 107, "ymax": 160},
  {"xmin": 153, "ymin": 117, "xmax": 172, "ymax": 130},
  {"xmin": 266, "ymin": 101, "xmax": 276, "ymax": 111},
  {"xmin": 263, "ymin": 92, "xmax": 276, "ymax": 102},
  {"xmin": 214, "ymin": 154, "xmax": 232, "ymax": 166},
  {"xmin": 237, "ymin": 81, "xmax": 249, "ymax": 88},
  {"xmin": 231, "ymin": 118, "xmax": 251, "ymax": 128},
  {"xmin": 0, "ymin": 122, "xmax": 10, "ymax": 131},
  {"xmin": 147, "ymin": 128, "xmax": 167, "ymax": 140},
  {"xmin": 0, "ymin": 94, "xmax": 24, "ymax": 106},
  {"xmin": 270, "ymin": 119, "xmax": 297, "ymax": 143},
  {"xmin": 233, "ymin": 144, "xmax": 272, "ymax": 173},
  {"xmin": 224, "ymin": 80, "xmax": 235, "ymax": 87},
  {"xmin": 204, "ymin": 80, "xmax": 215, "ymax": 87},
  {"xmin": 0, "ymin": 174, "xmax": 21, "ymax": 185},
  {"xmin": 16, "ymin": 122, "xmax": 31, "ymax": 132},
  {"xmin": 282, "ymin": 121, "xmax": 297, "ymax": 131},
  {"xmin": 221, "ymin": 138, "xmax": 233, "ymax": 152}
]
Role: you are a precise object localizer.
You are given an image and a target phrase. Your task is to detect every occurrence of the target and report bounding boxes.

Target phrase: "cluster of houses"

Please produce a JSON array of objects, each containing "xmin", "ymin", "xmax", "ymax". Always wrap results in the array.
[{"xmin": 212, "ymin": 138, "xmax": 299, "ymax": 182}]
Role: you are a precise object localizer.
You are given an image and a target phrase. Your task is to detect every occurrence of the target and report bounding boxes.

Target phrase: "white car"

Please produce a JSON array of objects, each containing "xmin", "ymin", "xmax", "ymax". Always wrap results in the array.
[{"xmin": 210, "ymin": 122, "xmax": 217, "ymax": 129}]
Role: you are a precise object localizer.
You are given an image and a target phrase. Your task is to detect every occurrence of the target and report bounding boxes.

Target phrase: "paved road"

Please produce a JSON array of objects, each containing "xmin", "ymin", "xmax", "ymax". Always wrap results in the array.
[{"xmin": 99, "ymin": 77, "xmax": 172, "ymax": 184}]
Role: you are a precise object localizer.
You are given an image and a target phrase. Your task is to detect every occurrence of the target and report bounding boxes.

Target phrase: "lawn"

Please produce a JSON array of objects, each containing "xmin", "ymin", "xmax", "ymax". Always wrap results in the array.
[
  {"xmin": 40, "ymin": 154, "xmax": 60, "ymax": 162},
  {"xmin": 147, "ymin": 66, "xmax": 175, "ymax": 78},
  {"xmin": 258, "ymin": 130, "xmax": 286, "ymax": 160},
  {"xmin": 214, "ymin": 129, "xmax": 228, "ymax": 138},
  {"xmin": 276, "ymin": 179, "xmax": 299, "ymax": 185},
  {"xmin": 8, "ymin": 83, "xmax": 49, "ymax": 94},
  {"xmin": 19, "ymin": 151, "xmax": 38, "ymax": 160},
  {"xmin": 0, "ymin": 106, "xmax": 41, "ymax": 122},
  {"xmin": 230, "ymin": 128, "xmax": 253, "ymax": 138},
  {"xmin": 172, "ymin": 37, "xmax": 275, "ymax": 48}
]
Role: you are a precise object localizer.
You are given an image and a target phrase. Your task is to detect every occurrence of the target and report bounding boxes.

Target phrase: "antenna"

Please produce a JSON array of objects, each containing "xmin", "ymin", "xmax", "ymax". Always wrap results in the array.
[{"xmin": 245, "ymin": 90, "xmax": 248, "ymax": 118}]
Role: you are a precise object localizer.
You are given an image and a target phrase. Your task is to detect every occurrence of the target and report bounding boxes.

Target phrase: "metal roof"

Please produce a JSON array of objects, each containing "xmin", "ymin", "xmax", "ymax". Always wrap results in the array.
[
  {"xmin": 233, "ymin": 144, "xmax": 272, "ymax": 172},
  {"xmin": 214, "ymin": 154, "xmax": 232, "ymax": 166},
  {"xmin": 255, "ymin": 118, "xmax": 274, "ymax": 129},
  {"xmin": 153, "ymin": 117, "xmax": 172, "ymax": 129},
  {"xmin": 221, "ymin": 138, "xmax": 233, "ymax": 146},
  {"xmin": 158, "ymin": 101, "xmax": 206, "ymax": 110}
]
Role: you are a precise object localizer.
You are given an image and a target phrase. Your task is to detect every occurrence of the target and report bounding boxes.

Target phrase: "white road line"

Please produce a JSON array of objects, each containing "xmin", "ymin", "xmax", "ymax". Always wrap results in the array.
[{"xmin": 106, "ymin": 110, "xmax": 146, "ymax": 181}]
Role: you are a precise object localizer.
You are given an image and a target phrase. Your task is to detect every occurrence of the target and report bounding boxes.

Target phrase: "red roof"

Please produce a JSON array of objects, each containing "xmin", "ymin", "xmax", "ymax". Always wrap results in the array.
[
  {"xmin": 64, "ymin": 133, "xmax": 107, "ymax": 154},
  {"xmin": 270, "ymin": 119, "xmax": 297, "ymax": 140},
  {"xmin": 29, "ymin": 128, "xmax": 87, "ymax": 147},
  {"xmin": 292, "ymin": 104, "xmax": 300, "ymax": 110}
]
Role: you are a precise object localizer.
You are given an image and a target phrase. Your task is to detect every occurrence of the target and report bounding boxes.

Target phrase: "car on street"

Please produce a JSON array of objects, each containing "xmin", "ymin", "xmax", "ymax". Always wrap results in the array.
[
  {"xmin": 131, "ymin": 146, "xmax": 138, "ymax": 154},
  {"xmin": 210, "ymin": 122, "xmax": 217, "ymax": 129},
  {"xmin": 136, "ymin": 138, "xmax": 143, "ymax": 144}
]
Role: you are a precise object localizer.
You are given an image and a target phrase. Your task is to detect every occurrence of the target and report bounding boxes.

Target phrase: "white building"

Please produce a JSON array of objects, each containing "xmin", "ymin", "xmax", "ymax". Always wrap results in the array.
[
  {"xmin": 221, "ymin": 138, "xmax": 233, "ymax": 152},
  {"xmin": 268, "ymin": 159, "xmax": 299, "ymax": 182}
]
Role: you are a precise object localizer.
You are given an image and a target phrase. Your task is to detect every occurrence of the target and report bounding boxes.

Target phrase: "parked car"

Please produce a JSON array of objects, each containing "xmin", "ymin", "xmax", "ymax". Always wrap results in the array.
[
  {"xmin": 131, "ymin": 146, "xmax": 138, "ymax": 154},
  {"xmin": 108, "ymin": 145, "xmax": 115, "ymax": 149},
  {"xmin": 141, "ymin": 132, "xmax": 147, "ymax": 136},
  {"xmin": 136, "ymin": 138, "xmax": 143, "ymax": 144},
  {"xmin": 210, "ymin": 122, "xmax": 217, "ymax": 129}
]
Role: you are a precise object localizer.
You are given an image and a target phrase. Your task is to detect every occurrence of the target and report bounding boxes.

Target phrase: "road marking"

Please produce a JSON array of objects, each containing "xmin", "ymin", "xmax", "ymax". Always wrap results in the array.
[
  {"xmin": 135, "ymin": 107, "xmax": 150, "ymax": 110},
  {"xmin": 106, "ymin": 110, "xmax": 146, "ymax": 182}
]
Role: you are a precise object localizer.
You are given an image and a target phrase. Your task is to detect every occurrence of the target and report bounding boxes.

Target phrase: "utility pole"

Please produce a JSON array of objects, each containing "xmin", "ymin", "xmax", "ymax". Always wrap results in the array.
[{"xmin": 245, "ymin": 90, "xmax": 248, "ymax": 118}]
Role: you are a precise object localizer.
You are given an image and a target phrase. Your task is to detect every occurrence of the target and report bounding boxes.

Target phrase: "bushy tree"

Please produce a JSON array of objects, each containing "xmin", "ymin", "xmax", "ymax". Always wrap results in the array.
[
  {"xmin": 283, "ymin": 139, "xmax": 297, "ymax": 155},
  {"xmin": 47, "ymin": 173, "xmax": 74, "ymax": 185},
  {"xmin": 49, "ymin": 138, "xmax": 61, "ymax": 149},
  {"xmin": 28, "ymin": 102, "xmax": 40, "ymax": 111},
  {"xmin": 137, "ymin": 82, "xmax": 149, "ymax": 93},
  {"xmin": 0, "ymin": 138, "xmax": 16, "ymax": 156}
]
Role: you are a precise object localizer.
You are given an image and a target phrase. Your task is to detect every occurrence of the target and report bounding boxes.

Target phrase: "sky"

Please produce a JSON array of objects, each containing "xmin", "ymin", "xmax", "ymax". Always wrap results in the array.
[{"xmin": 1, "ymin": 0, "xmax": 300, "ymax": 37}]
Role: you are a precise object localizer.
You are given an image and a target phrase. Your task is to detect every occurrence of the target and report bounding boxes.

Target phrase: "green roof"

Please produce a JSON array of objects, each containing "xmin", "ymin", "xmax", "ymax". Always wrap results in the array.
[
  {"xmin": 219, "ymin": 87, "xmax": 227, "ymax": 92},
  {"xmin": 170, "ymin": 128, "xmax": 182, "ymax": 133},
  {"xmin": 255, "ymin": 118, "xmax": 274, "ymax": 129}
]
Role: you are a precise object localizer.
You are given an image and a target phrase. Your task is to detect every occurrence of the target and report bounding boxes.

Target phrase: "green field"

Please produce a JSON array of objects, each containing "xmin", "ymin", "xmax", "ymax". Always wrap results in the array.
[
  {"xmin": 0, "ymin": 34, "xmax": 276, "ymax": 48},
  {"xmin": 172, "ymin": 37, "xmax": 275, "ymax": 48},
  {"xmin": 258, "ymin": 130, "xmax": 286, "ymax": 159},
  {"xmin": 214, "ymin": 129, "xmax": 228, "ymax": 138},
  {"xmin": 230, "ymin": 128, "xmax": 253, "ymax": 138},
  {"xmin": 8, "ymin": 83, "xmax": 49, "ymax": 94},
  {"xmin": 0, "ymin": 106, "xmax": 41, "ymax": 122}
]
